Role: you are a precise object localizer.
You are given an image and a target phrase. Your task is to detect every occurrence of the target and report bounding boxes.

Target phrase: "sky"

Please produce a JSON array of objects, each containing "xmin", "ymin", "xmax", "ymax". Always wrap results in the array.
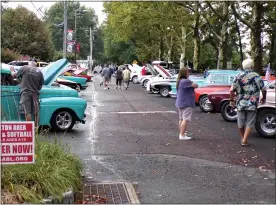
[{"xmin": 3, "ymin": 1, "xmax": 106, "ymax": 24}]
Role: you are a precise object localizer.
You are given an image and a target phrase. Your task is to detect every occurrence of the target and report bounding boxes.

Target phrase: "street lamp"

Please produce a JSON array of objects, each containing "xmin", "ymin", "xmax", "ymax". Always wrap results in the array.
[{"xmin": 74, "ymin": 9, "xmax": 88, "ymax": 64}]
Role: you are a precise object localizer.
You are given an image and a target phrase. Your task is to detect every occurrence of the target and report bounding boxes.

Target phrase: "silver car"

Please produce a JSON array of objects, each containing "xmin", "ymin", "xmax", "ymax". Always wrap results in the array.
[{"xmin": 255, "ymin": 80, "xmax": 276, "ymax": 138}]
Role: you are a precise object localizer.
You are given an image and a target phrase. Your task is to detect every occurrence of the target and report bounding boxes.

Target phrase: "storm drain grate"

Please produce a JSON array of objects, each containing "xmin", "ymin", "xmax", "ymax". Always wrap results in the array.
[{"xmin": 81, "ymin": 183, "xmax": 140, "ymax": 204}]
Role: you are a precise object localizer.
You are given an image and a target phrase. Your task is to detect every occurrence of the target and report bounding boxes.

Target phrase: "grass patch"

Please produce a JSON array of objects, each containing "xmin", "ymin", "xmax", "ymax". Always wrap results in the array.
[{"xmin": 1, "ymin": 134, "xmax": 83, "ymax": 204}]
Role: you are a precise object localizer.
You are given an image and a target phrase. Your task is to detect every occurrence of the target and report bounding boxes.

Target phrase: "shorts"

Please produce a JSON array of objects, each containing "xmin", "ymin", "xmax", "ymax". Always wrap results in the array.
[
  {"xmin": 103, "ymin": 77, "xmax": 110, "ymax": 83},
  {"xmin": 178, "ymin": 107, "xmax": 193, "ymax": 121},
  {"xmin": 237, "ymin": 110, "xmax": 257, "ymax": 128},
  {"xmin": 19, "ymin": 92, "xmax": 39, "ymax": 115}
]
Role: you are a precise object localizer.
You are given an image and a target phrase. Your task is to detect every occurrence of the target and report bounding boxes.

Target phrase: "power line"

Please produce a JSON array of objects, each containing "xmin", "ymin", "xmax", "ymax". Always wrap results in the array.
[{"xmin": 30, "ymin": 0, "xmax": 45, "ymax": 19}]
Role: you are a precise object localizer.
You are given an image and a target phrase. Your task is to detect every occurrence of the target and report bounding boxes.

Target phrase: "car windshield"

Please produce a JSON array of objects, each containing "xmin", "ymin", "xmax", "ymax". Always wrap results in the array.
[
  {"xmin": 206, "ymin": 74, "xmax": 236, "ymax": 84},
  {"xmin": 14, "ymin": 62, "xmax": 29, "ymax": 66}
]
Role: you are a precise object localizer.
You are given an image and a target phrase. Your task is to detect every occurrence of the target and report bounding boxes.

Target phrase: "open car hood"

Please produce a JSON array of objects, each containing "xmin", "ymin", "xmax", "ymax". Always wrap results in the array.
[
  {"xmin": 42, "ymin": 59, "xmax": 70, "ymax": 86},
  {"xmin": 145, "ymin": 64, "xmax": 158, "ymax": 75},
  {"xmin": 154, "ymin": 65, "xmax": 172, "ymax": 78}
]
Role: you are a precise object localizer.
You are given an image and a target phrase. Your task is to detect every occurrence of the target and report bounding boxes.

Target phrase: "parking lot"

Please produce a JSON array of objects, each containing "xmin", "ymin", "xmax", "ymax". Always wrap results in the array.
[{"xmin": 45, "ymin": 74, "xmax": 275, "ymax": 203}]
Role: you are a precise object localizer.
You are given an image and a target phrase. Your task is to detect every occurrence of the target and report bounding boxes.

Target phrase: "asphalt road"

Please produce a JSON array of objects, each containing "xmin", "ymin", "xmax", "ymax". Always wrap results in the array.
[{"xmin": 45, "ymin": 74, "xmax": 275, "ymax": 204}]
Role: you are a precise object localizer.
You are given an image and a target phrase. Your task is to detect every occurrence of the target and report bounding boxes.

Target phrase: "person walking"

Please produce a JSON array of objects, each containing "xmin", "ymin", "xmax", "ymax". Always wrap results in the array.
[
  {"xmin": 230, "ymin": 58, "xmax": 266, "ymax": 146},
  {"xmin": 101, "ymin": 64, "xmax": 111, "ymax": 89},
  {"xmin": 175, "ymin": 67, "xmax": 198, "ymax": 140},
  {"xmin": 123, "ymin": 66, "xmax": 131, "ymax": 90},
  {"xmin": 11, "ymin": 59, "xmax": 44, "ymax": 128},
  {"xmin": 115, "ymin": 67, "xmax": 123, "ymax": 90}
]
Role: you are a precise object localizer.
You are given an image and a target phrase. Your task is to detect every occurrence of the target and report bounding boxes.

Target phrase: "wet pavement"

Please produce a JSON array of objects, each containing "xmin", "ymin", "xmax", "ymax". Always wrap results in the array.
[{"xmin": 46, "ymin": 74, "xmax": 275, "ymax": 203}]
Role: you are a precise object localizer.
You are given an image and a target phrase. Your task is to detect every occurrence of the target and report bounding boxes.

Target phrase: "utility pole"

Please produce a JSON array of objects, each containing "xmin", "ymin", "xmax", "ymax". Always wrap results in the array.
[
  {"xmin": 74, "ymin": 10, "xmax": 77, "ymax": 64},
  {"xmin": 89, "ymin": 27, "xmax": 93, "ymax": 72},
  {"xmin": 63, "ymin": 0, "xmax": 67, "ymax": 58}
]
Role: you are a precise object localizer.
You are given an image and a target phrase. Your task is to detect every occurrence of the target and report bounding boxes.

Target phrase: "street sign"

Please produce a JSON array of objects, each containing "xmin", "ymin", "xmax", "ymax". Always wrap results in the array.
[{"xmin": 1, "ymin": 121, "xmax": 35, "ymax": 165}]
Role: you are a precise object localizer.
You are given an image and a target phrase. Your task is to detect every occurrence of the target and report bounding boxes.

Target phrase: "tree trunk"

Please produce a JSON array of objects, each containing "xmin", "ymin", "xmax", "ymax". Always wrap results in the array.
[
  {"xmin": 158, "ymin": 35, "xmax": 164, "ymax": 61},
  {"xmin": 180, "ymin": 26, "xmax": 186, "ymax": 68},
  {"xmin": 167, "ymin": 34, "xmax": 173, "ymax": 62},
  {"xmin": 269, "ymin": 32, "xmax": 276, "ymax": 71},
  {"xmin": 193, "ymin": 2, "xmax": 200, "ymax": 71},
  {"xmin": 234, "ymin": 15, "xmax": 243, "ymax": 66},
  {"xmin": 251, "ymin": 2, "xmax": 263, "ymax": 73},
  {"xmin": 217, "ymin": 1, "xmax": 229, "ymax": 69}
]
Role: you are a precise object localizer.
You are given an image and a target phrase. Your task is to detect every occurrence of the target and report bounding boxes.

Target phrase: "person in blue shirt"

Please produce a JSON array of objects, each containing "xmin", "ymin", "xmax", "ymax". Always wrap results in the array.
[{"xmin": 175, "ymin": 67, "xmax": 198, "ymax": 140}]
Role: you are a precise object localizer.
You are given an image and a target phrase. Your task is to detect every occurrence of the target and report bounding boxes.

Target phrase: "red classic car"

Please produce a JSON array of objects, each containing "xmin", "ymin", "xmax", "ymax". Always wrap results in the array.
[
  {"xmin": 207, "ymin": 80, "xmax": 275, "ymax": 138},
  {"xmin": 194, "ymin": 85, "xmax": 231, "ymax": 112},
  {"xmin": 63, "ymin": 68, "xmax": 92, "ymax": 82}
]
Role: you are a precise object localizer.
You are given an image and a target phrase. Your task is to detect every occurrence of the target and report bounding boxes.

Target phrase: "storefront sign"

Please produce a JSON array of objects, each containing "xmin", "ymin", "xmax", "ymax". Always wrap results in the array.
[{"xmin": 1, "ymin": 121, "xmax": 35, "ymax": 165}]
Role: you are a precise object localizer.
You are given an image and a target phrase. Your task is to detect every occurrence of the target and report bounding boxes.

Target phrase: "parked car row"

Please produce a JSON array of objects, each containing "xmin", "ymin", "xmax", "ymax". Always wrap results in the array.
[
  {"xmin": 1, "ymin": 59, "xmax": 92, "ymax": 132},
  {"xmin": 128, "ymin": 64, "xmax": 276, "ymax": 138}
]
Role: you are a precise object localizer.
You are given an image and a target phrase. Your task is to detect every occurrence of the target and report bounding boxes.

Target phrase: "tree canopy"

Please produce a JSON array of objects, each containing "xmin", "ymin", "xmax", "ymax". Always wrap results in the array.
[
  {"xmin": 101, "ymin": 1, "xmax": 276, "ymax": 73},
  {"xmin": 1, "ymin": 6, "xmax": 54, "ymax": 61}
]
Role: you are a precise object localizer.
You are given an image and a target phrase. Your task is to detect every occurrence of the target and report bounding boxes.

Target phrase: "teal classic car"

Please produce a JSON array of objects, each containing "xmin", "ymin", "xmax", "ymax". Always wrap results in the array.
[
  {"xmin": 59, "ymin": 75, "xmax": 88, "ymax": 90},
  {"xmin": 169, "ymin": 70, "xmax": 241, "ymax": 97},
  {"xmin": 1, "ymin": 59, "xmax": 87, "ymax": 131}
]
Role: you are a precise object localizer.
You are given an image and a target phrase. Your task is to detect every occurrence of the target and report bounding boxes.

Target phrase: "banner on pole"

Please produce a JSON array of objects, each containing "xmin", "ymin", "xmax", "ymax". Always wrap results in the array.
[{"xmin": 67, "ymin": 29, "xmax": 74, "ymax": 41}]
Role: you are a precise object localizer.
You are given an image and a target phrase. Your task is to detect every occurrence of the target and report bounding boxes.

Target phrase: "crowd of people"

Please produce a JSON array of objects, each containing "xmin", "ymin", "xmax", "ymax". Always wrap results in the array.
[{"xmin": 99, "ymin": 64, "xmax": 131, "ymax": 90}]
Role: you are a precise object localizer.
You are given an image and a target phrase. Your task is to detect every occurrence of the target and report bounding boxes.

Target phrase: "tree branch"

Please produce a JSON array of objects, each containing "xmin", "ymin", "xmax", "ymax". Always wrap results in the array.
[
  {"xmin": 206, "ymin": 1, "xmax": 224, "ymax": 20},
  {"xmin": 198, "ymin": 3, "xmax": 222, "ymax": 41},
  {"xmin": 174, "ymin": 1, "xmax": 195, "ymax": 13},
  {"xmin": 231, "ymin": 3, "xmax": 253, "ymax": 30}
]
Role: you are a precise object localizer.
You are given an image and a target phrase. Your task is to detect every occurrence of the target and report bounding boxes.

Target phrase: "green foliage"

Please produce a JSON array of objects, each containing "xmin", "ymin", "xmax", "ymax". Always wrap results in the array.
[
  {"xmin": 1, "ymin": 48, "xmax": 22, "ymax": 63},
  {"xmin": 103, "ymin": 2, "xmax": 195, "ymax": 63},
  {"xmin": 52, "ymin": 50, "xmax": 75, "ymax": 62},
  {"xmin": 1, "ymin": 134, "xmax": 83, "ymax": 204},
  {"xmin": 44, "ymin": 1, "xmax": 98, "ymax": 60},
  {"xmin": 200, "ymin": 43, "xmax": 217, "ymax": 70},
  {"xmin": 1, "ymin": 6, "xmax": 54, "ymax": 61}
]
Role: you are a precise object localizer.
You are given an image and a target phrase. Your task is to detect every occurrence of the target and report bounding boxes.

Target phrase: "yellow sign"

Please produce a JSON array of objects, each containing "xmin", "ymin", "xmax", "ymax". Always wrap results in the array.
[{"xmin": 132, "ymin": 60, "xmax": 138, "ymax": 64}]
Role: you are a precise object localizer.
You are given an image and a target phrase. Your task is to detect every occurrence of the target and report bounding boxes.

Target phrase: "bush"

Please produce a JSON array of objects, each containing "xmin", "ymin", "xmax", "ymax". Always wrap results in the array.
[
  {"xmin": 1, "ymin": 48, "xmax": 22, "ymax": 63},
  {"xmin": 1, "ymin": 134, "xmax": 83, "ymax": 204}
]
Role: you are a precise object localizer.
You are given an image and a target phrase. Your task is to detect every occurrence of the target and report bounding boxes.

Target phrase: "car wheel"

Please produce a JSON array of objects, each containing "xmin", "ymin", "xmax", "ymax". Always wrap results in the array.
[
  {"xmin": 160, "ymin": 86, "xmax": 170, "ymax": 97},
  {"xmin": 255, "ymin": 109, "xmax": 276, "ymax": 138},
  {"xmin": 143, "ymin": 79, "xmax": 149, "ymax": 88},
  {"xmin": 76, "ymin": 84, "xmax": 81, "ymax": 92},
  {"xmin": 50, "ymin": 110, "xmax": 76, "ymax": 132},
  {"xmin": 199, "ymin": 95, "xmax": 213, "ymax": 112},
  {"xmin": 132, "ymin": 76, "xmax": 138, "ymax": 84},
  {"xmin": 220, "ymin": 101, "xmax": 237, "ymax": 122}
]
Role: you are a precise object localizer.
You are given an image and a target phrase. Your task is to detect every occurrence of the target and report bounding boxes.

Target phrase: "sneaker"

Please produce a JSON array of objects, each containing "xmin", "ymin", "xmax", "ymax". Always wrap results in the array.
[
  {"xmin": 179, "ymin": 135, "xmax": 192, "ymax": 140},
  {"xmin": 104, "ymin": 87, "xmax": 107, "ymax": 90},
  {"xmin": 108, "ymin": 87, "xmax": 110, "ymax": 89}
]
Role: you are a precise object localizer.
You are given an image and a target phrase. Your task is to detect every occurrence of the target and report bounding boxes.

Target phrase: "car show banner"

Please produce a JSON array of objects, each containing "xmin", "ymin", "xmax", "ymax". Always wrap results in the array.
[
  {"xmin": 67, "ymin": 29, "xmax": 75, "ymax": 53},
  {"xmin": 1, "ymin": 121, "xmax": 35, "ymax": 165}
]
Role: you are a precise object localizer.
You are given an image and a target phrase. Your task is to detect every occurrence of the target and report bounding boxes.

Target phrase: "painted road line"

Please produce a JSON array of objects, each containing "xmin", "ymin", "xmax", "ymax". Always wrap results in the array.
[{"xmin": 107, "ymin": 111, "xmax": 177, "ymax": 114}]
